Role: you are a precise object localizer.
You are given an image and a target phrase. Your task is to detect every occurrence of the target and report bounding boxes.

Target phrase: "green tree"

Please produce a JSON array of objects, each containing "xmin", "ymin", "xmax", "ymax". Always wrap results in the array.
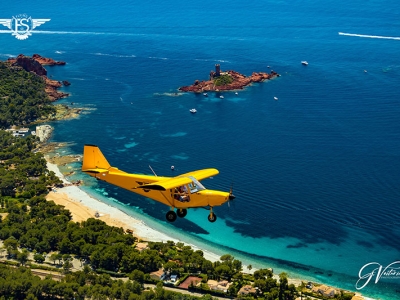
[
  {"xmin": 33, "ymin": 253, "xmax": 45, "ymax": 263},
  {"xmin": 49, "ymin": 253, "xmax": 59, "ymax": 265},
  {"xmin": 17, "ymin": 249, "xmax": 29, "ymax": 266},
  {"xmin": 4, "ymin": 236, "xmax": 18, "ymax": 257}
]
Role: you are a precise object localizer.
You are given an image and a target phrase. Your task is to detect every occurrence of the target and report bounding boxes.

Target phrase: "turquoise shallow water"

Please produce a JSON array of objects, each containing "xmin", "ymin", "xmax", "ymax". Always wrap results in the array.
[{"xmin": 2, "ymin": 1, "xmax": 400, "ymax": 298}]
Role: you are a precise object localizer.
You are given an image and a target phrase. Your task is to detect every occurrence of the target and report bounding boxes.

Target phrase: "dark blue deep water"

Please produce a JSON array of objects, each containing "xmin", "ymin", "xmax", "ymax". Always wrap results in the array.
[{"xmin": 2, "ymin": 1, "xmax": 400, "ymax": 298}]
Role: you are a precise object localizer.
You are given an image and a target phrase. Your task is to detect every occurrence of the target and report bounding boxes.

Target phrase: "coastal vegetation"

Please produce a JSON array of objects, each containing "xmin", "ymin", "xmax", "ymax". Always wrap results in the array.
[
  {"xmin": 213, "ymin": 74, "xmax": 233, "ymax": 86},
  {"xmin": 0, "ymin": 61, "xmax": 56, "ymax": 129},
  {"xmin": 0, "ymin": 131, "xmax": 62, "ymax": 198}
]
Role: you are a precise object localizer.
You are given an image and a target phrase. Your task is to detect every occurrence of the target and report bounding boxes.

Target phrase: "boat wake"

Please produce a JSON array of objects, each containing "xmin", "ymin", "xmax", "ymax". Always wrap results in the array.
[{"xmin": 339, "ymin": 32, "xmax": 400, "ymax": 40}]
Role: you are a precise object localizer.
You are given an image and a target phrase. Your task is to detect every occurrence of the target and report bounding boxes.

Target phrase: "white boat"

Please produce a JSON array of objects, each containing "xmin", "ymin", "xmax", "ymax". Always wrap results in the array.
[
  {"xmin": 235, "ymin": 92, "xmax": 238, "ymax": 95},
  {"xmin": 301, "ymin": 61, "xmax": 308, "ymax": 66},
  {"xmin": 189, "ymin": 108, "xmax": 197, "ymax": 113},
  {"xmin": 219, "ymin": 95, "xmax": 224, "ymax": 99},
  {"xmin": 274, "ymin": 96, "xmax": 278, "ymax": 100},
  {"xmin": 203, "ymin": 93, "xmax": 208, "ymax": 97}
]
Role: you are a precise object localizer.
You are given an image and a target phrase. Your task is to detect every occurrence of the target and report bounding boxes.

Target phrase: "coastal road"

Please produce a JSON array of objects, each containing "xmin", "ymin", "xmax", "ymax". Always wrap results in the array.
[{"xmin": 144, "ymin": 284, "xmax": 231, "ymax": 300}]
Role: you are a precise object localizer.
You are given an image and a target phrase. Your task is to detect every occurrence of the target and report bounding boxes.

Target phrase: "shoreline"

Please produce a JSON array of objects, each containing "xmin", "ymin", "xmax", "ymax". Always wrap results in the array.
[
  {"xmin": 45, "ymin": 159, "xmax": 374, "ymax": 299},
  {"xmin": 45, "ymin": 159, "xmax": 309, "ymax": 284},
  {"xmin": 45, "ymin": 160, "xmax": 222, "ymax": 263}
]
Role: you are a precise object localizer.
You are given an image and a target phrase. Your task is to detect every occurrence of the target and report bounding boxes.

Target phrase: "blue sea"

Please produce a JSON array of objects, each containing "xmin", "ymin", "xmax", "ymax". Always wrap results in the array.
[{"xmin": 2, "ymin": 1, "xmax": 400, "ymax": 298}]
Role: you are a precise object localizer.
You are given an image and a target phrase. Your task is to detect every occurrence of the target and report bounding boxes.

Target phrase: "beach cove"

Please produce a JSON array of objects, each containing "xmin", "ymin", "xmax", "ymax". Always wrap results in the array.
[
  {"xmin": 45, "ymin": 157, "xmax": 357, "ymax": 296},
  {"xmin": 42, "ymin": 140, "xmax": 379, "ymax": 300}
]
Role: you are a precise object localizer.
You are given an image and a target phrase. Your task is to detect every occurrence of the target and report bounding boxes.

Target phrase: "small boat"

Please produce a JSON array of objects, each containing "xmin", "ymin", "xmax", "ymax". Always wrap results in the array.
[
  {"xmin": 219, "ymin": 95, "xmax": 224, "ymax": 99},
  {"xmin": 171, "ymin": 166, "xmax": 175, "ymax": 170},
  {"xmin": 203, "ymin": 93, "xmax": 208, "ymax": 97},
  {"xmin": 235, "ymin": 92, "xmax": 238, "ymax": 95},
  {"xmin": 189, "ymin": 108, "xmax": 197, "ymax": 113},
  {"xmin": 274, "ymin": 96, "xmax": 278, "ymax": 100},
  {"xmin": 364, "ymin": 70, "xmax": 367, "ymax": 73},
  {"xmin": 301, "ymin": 61, "xmax": 308, "ymax": 66}
]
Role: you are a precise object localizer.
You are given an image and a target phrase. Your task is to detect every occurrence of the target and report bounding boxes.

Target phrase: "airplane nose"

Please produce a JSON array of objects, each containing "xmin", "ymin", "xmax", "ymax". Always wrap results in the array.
[{"xmin": 229, "ymin": 194, "xmax": 235, "ymax": 200}]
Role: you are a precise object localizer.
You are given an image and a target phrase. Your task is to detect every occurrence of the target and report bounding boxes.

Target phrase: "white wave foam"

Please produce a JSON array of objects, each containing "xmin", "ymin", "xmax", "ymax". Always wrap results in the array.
[
  {"xmin": 92, "ymin": 52, "xmax": 136, "ymax": 58},
  {"xmin": 148, "ymin": 56, "xmax": 168, "ymax": 60},
  {"xmin": 0, "ymin": 53, "xmax": 16, "ymax": 57},
  {"xmin": 153, "ymin": 92, "xmax": 185, "ymax": 97},
  {"xmin": 194, "ymin": 58, "xmax": 230, "ymax": 63},
  {"xmin": 339, "ymin": 32, "xmax": 400, "ymax": 40}
]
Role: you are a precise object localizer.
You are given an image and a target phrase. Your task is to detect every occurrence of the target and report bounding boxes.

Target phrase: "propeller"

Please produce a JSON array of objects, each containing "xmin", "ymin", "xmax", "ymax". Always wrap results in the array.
[{"xmin": 228, "ymin": 183, "xmax": 235, "ymax": 207}]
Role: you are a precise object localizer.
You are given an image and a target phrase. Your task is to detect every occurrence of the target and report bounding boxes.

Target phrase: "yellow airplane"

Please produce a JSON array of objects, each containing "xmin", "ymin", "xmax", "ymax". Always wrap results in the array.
[{"xmin": 81, "ymin": 144, "xmax": 235, "ymax": 222}]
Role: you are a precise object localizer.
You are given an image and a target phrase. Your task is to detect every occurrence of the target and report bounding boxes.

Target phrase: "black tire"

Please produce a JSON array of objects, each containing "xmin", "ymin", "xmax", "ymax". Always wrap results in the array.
[
  {"xmin": 166, "ymin": 211, "xmax": 177, "ymax": 222},
  {"xmin": 208, "ymin": 213, "xmax": 217, "ymax": 223},
  {"xmin": 177, "ymin": 209, "xmax": 187, "ymax": 218}
]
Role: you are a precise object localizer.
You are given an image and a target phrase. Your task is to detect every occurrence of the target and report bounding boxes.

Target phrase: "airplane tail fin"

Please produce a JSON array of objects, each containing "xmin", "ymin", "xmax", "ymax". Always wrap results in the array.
[{"xmin": 82, "ymin": 144, "xmax": 111, "ymax": 173}]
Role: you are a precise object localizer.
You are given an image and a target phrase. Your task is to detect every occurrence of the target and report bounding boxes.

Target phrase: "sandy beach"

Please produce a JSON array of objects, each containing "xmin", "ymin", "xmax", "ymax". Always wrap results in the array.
[
  {"xmin": 46, "ymin": 160, "xmax": 222, "ymax": 263},
  {"xmin": 45, "ymin": 160, "xmax": 374, "ymax": 294}
]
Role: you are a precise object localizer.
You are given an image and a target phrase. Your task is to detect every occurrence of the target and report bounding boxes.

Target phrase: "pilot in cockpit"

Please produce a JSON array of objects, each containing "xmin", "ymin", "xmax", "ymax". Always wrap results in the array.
[{"xmin": 174, "ymin": 186, "xmax": 190, "ymax": 202}]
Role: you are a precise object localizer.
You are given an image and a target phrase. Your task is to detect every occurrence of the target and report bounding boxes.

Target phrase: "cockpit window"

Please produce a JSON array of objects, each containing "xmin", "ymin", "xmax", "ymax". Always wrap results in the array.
[{"xmin": 188, "ymin": 176, "xmax": 205, "ymax": 193}]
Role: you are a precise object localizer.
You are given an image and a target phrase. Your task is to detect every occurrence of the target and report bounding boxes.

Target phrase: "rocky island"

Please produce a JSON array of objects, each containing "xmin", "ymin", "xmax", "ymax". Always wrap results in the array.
[
  {"xmin": 179, "ymin": 64, "xmax": 279, "ymax": 93},
  {"xmin": 7, "ymin": 54, "xmax": 69, "ymax": 101}
]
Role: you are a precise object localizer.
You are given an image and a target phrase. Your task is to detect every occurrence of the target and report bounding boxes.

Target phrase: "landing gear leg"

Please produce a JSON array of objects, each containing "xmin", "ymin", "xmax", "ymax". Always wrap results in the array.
[
  {"xmin": 208, "ymin": 207, "xmax": 217, "ymax": 223},
  {"xmin": 166, "ymin": 209, "xmax": 177, "ymax": 222}
]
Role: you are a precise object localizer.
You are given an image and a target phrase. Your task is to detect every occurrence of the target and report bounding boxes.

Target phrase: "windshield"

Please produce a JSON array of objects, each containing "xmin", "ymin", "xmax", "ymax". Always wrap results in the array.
[{"xmin": 188, "ymin": 176, "xmax": 206, "ymax": 193}]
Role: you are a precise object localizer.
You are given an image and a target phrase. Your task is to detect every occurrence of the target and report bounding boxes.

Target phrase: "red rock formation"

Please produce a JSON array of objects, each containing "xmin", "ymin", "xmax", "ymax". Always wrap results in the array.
[
  {"xmin": 7, "ymin": 54, "xmax": 69, "ymax": 101},
  {"xmin": 44, "ymin": 77, "xmax": 69, "ymax": 101},
  {"xmin": 179, "ymin": 69, "xmax": 279, "ymax": 93},
  {"xmin": 8, "ymin": 54, "xmax": 48, "ymax": 76},
  {"xmin": 32, "ymin": 54, "xmax": 66, "ymax": 66}
]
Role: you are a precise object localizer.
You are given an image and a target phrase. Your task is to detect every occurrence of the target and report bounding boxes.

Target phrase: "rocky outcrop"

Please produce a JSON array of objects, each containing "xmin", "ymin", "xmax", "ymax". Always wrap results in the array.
[
  {"xmin": 45, "ymin": 78, "xmax": 69, "ymax": 101},
  {"xmin": 8, "ymin": 54, "xmax": 48, "ymax": 76},
  {"xmin": 32, "ymin": 54, "xmax": 66, "ymax": 66},
  {"xmin": 7, "ymin": 54, "xmax": 69, "ymax": 101},
  {"xmin": 179, "ymin": 68, "xmax": 279, "ymax": 93},
  {"xmin": 36, "ymin": 124, "xmax": 53, "ymax": 142}
]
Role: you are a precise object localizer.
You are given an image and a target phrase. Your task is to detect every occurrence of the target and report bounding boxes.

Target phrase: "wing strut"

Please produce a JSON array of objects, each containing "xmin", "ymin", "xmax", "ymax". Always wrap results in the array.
[{"xmin": 149, "ymin": 165, "xmax": 157, "ymax": 177}]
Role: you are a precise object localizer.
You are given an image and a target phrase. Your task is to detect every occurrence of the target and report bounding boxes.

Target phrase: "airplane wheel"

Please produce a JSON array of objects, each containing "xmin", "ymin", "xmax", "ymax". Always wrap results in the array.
[
  {"xmin": 208, "ymin": 213, "xmax": 217, "ymax": 223},
  {"xmin": 166, "ymin": 211, "xmax": 177, "ymax": 222},
  {"xmin": 177, "ymin": 209, "xmax": 187, "ymax": 218}
]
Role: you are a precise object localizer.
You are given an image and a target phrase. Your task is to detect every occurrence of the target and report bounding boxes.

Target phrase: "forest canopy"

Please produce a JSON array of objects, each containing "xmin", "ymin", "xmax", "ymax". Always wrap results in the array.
[{"xmin": 0, "ymin": 61, "xmax": 56, "ymax": 128}]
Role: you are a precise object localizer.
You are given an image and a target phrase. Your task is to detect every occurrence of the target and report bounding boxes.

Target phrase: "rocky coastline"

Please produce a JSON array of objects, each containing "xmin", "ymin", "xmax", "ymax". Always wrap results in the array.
[
  {"xmin": 179, "ymin": 64, "xmax": 279, "ymax": 93},
  {"xmin": 7, "ymin": 54, "xmax": 70, "ymax": 101}
]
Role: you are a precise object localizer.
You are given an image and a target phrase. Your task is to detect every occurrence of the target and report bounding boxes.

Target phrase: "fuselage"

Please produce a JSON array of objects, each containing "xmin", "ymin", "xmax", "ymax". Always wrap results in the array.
[{"xmin": 83, "ymin": 167, "xmax": 231, "ymax": 209}]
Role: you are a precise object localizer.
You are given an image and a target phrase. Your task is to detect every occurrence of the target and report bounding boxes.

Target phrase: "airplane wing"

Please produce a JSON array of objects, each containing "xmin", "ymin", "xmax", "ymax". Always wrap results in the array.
[
  {"xmin": 138, "ymin": 176, "xmax": 194, "ymax": 191},
  {"xmin": 137, "ymin": 168, "xmax": 219, "ymax": 191},
  {"xmin": 179, "ymin": 168, "xmax": 219, "ymax": 181}
]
